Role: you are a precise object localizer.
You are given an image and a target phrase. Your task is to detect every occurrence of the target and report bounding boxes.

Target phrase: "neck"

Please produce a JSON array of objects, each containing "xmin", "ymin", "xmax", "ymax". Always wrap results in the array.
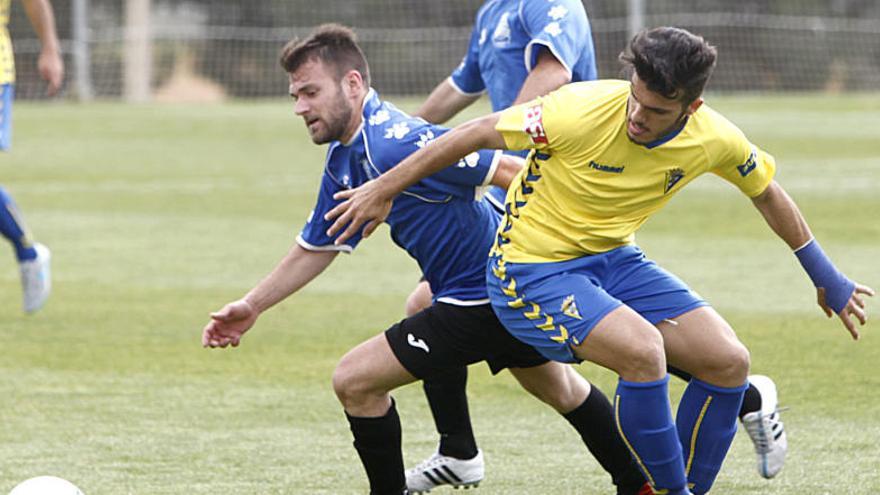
[{"xmin": 339, "ymin": 91, "xmax": 367, "ymax": 144}]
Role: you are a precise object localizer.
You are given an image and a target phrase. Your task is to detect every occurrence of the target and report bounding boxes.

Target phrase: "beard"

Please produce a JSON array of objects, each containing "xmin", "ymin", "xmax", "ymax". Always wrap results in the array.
[{"xmin": 309, "ymin": 92, "xmax": 354, "ymax": 145}]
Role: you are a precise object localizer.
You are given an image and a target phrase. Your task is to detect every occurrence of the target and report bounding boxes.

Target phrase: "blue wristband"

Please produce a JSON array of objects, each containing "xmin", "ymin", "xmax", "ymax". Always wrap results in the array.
[{"xmin": 794, "ymin": 239, "xmax": 854, "ymax": 314}]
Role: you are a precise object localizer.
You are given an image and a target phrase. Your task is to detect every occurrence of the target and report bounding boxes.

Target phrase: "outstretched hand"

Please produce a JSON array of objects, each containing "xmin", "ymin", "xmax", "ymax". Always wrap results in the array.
[
  {"xmin": 818, "ymin": 283, "xmax": 874, "ymax": 340},
  {"xmin": 202, "ymin": 299, "xmax": 259, "ymax": 348},
  {"xmin": 324, "ymin": 180, "xmax": 393, "ymax": 245}
]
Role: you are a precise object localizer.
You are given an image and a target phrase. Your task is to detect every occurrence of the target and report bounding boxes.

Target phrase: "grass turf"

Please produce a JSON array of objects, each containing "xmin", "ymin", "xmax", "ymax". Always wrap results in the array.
[{"xmin": 0, "ymin": 94, "xmax": 878, "ymax": 494}]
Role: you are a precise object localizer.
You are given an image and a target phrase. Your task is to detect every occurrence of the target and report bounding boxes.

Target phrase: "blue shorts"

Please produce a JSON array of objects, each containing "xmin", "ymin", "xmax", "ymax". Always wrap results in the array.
[
  {"xmin": 486, "ymin": 245, "xmax": 707, "ymax": 363},
  {"xmin": 0, "ymin": 84, "xmax": 12, "ymax": 151}
]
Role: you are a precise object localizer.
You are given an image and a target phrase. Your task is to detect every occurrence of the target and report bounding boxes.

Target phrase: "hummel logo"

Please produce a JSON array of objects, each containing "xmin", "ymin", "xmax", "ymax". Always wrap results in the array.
[{"xmin": 407, "ymin": 333, "xmax": 430, "ymax": 353}]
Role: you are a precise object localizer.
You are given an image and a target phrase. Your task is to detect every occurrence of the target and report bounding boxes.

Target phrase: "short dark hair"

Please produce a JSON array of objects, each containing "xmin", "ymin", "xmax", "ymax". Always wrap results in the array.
[
  {"xmin": 279, "ymin": 23, "xmax": 371, "ymax": 86},
  {"xmin": 619, "ymin": 27, "xmax": 717, "ymax": 105}
]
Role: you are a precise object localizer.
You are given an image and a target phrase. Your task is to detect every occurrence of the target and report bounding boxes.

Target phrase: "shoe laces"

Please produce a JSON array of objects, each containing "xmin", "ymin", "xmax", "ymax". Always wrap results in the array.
[
  {"xmin": 745, "ymin": 407, "xmax": 788, "ymax": 453},
  {"xmin": 410, "ymin": 452, "xmax": 448, "ymax": 472}
]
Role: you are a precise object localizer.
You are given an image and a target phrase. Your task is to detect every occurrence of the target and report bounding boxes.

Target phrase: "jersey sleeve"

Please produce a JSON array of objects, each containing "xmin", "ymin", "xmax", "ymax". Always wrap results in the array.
[
  {"xmin": 520, "ymin": 0, "xmax": 591, "ymax": 77},
  {"xmin": 373, "ymin": 122, "xmax": 502, "ymax": 188},
  {"xmin": 495, "ymin": 88, "xmax": 574, "ymax": 153},
  {"xmin": 710, "ymin": 132, "xmax": 777, "ymax": 198},
  {"xmin": 449, "ymin": 21, "xmax": 486, "ymax": 95},
  {"xmin": 296, "ymin": 173, "xmax": 364, "ymax": 253}
]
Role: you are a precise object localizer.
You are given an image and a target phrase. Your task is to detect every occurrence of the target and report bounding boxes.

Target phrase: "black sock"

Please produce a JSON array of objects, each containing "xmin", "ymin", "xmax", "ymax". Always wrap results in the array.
[
  {"xmin": 422, "ymin": 367, "xmax": 478, "ymax": 459},
  {"xmin": 562, "ymin": 385, "xmax": 647, "ymax": 495},
  {"xmin": 346, "ymin": 399, "xmax": 406, "ymax": 495},
  {"xmin": 738, "ymin": 381, "xmax": 763, "ymax": 420}
]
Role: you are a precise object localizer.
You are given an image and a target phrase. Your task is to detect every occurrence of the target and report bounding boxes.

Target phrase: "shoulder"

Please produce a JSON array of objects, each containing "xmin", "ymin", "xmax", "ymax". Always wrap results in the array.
[
  {"xmin": 363, "ymin": 99, "xmax": 439, "ymax": 165},
  {"xmin": 691, "ymin": 104, "xmax": 749, "ymax": 148},
  {"xmin": 544, "ymin": 80, "xmax": 629, "ymax": 117}
]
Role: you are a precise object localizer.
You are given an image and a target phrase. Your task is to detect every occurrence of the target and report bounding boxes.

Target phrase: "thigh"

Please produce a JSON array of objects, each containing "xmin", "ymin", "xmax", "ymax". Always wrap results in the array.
[
  {"xmin": 386, "ymin": 303, "xmax": 539, "ymax": 379},
  {"xmin": 657, "ymin": 306, "xmax": 748, "ymax": 384},
  {"xmin": 488, "ymin": 258, "xmax": 622, "ymax": 364},
  {"xmin": 606, "ymin": 245, "xmax": 707, "ymax": 325}
]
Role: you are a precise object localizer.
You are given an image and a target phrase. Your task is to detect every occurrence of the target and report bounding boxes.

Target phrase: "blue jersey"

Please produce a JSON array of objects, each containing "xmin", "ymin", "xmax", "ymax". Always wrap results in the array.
[
  {"xmin": 450, "ymin": 0, "xmax": 597, "ymax": 112},
  {"xmin": 298, "ymin": 90, "xmax": 503, "ymax": 304}
]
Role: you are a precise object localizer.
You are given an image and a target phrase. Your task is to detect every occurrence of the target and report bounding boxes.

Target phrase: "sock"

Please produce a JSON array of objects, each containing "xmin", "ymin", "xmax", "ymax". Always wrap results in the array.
[
  {"xmin": 562, "ymin": 385, "xmax": 647, "ymax": 494},
  {"xmin": 0, "ymin": 187, "xmax": 36, "ymax": 261},
  {"xmin": 738, "ymin": 381, "xmax": 762, "ymax": 420},
  {"xmin": 422, "ymin": 367, "xmax": 478, "ymax": 459},
  {"xmin": 346, "ymin": 399, "xmax": 406, "ymax": 495},
  {"xmin": 615, "ymin": 376, "xmax": 688, "ymax": 495},
  {"xmin": 676, "ymin": 378, "xmax": 748, "ymax": 495}
]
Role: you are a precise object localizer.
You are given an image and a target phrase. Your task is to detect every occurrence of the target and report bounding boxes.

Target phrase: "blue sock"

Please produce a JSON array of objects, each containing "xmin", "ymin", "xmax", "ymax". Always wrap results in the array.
[
  {"xmin": 616, "ymin": 376, "xmax": 689, "ymax": 495},
  {"xmin": 0, "ymin": 186, "xmax": 36, "ymax": 261},
  {"xmin": 676, "ymin": 378, "xmax": 748, "ymax": 494}
]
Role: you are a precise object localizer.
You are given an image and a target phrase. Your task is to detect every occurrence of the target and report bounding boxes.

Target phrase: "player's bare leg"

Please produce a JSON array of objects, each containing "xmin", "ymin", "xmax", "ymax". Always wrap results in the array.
[{"xmin": 333, "ymin": 334, "xmax": 417, "ymax": 495}]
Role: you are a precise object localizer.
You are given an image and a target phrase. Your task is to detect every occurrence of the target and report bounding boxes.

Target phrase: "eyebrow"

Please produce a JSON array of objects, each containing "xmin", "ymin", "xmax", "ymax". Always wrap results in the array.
[
  {"xmin": 290, "ymin": 83, "xmax": 317, "ymax": 97},
  {"xmin": 630, "ymin": 89, "xmax": 673, "ymax": 114}
]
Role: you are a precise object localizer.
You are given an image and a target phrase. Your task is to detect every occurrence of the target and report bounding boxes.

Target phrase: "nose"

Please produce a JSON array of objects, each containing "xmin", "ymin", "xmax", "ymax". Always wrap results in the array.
[
  {"xmin": 294, "ymin": 97, "xmax": 308, "ymax": 116},
  {"xmin": 630, "ymin": 101, "xmax": 646, "ymax": 124}
]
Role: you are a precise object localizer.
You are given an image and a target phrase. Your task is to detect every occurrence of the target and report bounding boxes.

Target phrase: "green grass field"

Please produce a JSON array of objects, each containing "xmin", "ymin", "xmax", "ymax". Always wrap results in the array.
[{"xmin": 1, "ymin": 94, "xmax": 878, "ymax": 494}]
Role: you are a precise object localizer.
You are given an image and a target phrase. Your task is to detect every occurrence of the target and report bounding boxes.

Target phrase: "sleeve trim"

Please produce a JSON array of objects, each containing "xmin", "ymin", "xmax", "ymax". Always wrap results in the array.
[{"xmin": 296, "ymin": 235, "xmax": 353, "ymax": 254}]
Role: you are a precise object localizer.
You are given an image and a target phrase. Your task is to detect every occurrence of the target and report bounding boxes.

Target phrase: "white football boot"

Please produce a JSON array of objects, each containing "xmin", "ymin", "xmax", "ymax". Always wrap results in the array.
[
  {"xmin": 741, "ymin": 374, "xmax": 787, "ymax": 479},
  {"xmin": 20, "ymin": 242, "xmax": 51, "ymax": 313},
  {"xmin": 406, "ymin": 449, "xmax": 483, "ymax": 493}
]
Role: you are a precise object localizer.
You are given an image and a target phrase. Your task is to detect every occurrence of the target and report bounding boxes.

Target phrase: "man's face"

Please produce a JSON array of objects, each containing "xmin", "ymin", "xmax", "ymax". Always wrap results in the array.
[
  {"xmin": 289, "ymin": 58, "xmax": 354, "ymax": 144},
  {"xmin": 625, "ymin": 74, "xmax": 701, "ymax": 145}
]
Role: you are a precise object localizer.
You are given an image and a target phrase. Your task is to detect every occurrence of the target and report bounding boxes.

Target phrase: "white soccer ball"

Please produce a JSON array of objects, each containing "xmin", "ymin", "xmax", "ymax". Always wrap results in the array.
[{"xmin": 8, "ymin": 476, "xmax": 84, "ymax": 495}]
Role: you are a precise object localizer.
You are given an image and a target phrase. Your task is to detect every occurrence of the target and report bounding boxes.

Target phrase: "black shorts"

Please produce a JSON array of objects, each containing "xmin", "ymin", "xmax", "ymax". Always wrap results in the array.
[{"xmin": 385, "ymin": 303, "xmax": 548, "ymax": 379}]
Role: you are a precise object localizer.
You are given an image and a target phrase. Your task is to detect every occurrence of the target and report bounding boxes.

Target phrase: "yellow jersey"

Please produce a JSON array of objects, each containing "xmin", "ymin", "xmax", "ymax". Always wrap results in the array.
[
  {"xmin": 0, "ymin": 0, "xmax": 14, "ymax": 85},
  {"xmin": 493, "ymin": 80, "xmax": 776, "ymax": 263}
]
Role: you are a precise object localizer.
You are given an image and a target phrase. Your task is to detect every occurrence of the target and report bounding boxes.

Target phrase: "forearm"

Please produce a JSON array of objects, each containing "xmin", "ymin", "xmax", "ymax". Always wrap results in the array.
[
  {"xmin": 751, "ymin": 181, "xmax": 812, "ymax": 250},
  {"xmin": 376, "ymin": 113, "xmax": 506, "ymax": 197},
  {"xmin": 22, "ymin": 0, "xmax": 60, "ymax": 52},
  {"xmin": 490, "ymin": 155, "xmax": 525, "ymax": 190},
  {"xmin": 415, "ymin": 79, "xmax": 479, "ymax": 124},
  {"xmin": 243, "ymin": 244, "xmax": 337, "ymax": 313}
]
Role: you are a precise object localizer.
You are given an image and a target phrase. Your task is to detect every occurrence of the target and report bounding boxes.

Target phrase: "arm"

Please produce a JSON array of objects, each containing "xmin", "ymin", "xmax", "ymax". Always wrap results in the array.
[
  {"xmin": 22, "ymin": 0, "xmax": 64, "ymax": 96},
  {"xmin": 491, "ymin": 155, "xmax": 525, "ymax": 190},
  {"xmin": 414, "ymin": 79, "xmax": 480, "ymax": 125},
  {"xmin": 202, "ymin": 244, "xmax": 338, "ymax": 348},
  {"xmin": 512, "ymin": 48, "xmax": 571, "ymax": 106},
  {"xmin": 324, "ymin": 113, "xmax": 507, "ymax": 243},
  {"xmin": 751, "ymin": 180, "xmax": 873, "ymax": 338}
]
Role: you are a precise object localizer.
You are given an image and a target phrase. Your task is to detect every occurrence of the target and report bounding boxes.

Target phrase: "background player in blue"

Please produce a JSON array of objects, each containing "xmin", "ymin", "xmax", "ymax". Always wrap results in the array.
[
  {"xmin": 1, "ymin": 0, "xmax": 63, "ymax": 313},
  {"xmin": 201, "ymin": 24, "xmax": 647, "ymax": 495},
  {"xmin": 406, "ymin": 0, "xmax": 787, "ymax": 487},
  {"xmin": 322, "ymin": 27, "xmax": 873, "ymax": 495}
]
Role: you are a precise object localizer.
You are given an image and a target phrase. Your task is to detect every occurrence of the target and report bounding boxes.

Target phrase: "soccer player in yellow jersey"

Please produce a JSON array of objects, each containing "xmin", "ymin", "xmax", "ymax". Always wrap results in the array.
[
  {"xmin": 326, "ymin": 27, "xmax": 873, "ymax": 494},
  {"xmin": 0, "ymin": 0, "xmax": 63, "ymax": 313}
]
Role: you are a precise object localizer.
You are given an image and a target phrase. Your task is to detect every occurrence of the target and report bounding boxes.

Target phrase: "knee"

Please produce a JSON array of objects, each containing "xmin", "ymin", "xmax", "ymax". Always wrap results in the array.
[
  {"xmin": 527, "ymin": 370, "xmax": 589, "ymax": 413},
  {"xmin": 617, "ymin": 328, "xmax": 666, "ymax": 382},
  {"xmin": 332, "ymin": 355, "xmax": 374, "ymax": 409},
  {"xmin": 700, "ymin": 342, "xmax": 751, "ymax": 387}
]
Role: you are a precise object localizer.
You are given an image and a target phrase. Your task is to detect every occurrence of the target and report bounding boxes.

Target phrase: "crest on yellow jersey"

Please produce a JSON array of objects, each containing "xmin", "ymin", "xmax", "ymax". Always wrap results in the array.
[{"xmin": 664, "ymin": 167, "xmax": 685, "ymax": 194}]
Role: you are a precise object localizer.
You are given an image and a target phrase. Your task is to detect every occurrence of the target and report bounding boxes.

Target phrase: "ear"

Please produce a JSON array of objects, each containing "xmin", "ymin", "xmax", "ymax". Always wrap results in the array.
[
  {"xmin": 685, "ymin": 97, "xmax": 704, "ymax": 116},
  {"xmin": 342, "ymin": 69, "xmax": 365, "ymax": 95}
]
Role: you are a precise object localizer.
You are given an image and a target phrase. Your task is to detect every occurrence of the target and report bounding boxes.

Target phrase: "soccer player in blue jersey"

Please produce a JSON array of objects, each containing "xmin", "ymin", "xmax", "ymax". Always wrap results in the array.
[
  {"xmin": 326, "ymin": 27, "xmax": 874, "ymax": 495},
  {"xmin": 202, "ymin": 24, "xmax": 647, "ymax": 495},
  {"xmin": 1, "ymin": 0, "xmax": 63, "ymax": 313}
]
